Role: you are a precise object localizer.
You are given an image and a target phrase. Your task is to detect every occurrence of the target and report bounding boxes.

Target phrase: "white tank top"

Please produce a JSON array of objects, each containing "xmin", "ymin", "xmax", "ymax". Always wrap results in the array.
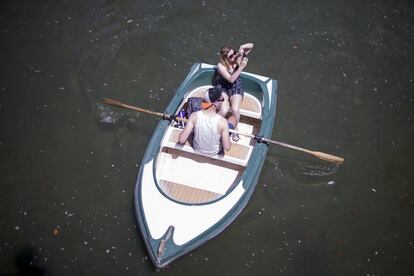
[{"xmin": 193, "ymin": 111, "xmax": 222, "ymax": 156}]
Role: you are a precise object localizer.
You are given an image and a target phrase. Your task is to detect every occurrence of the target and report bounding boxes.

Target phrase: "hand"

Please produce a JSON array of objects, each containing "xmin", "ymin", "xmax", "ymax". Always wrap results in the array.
[
  {"xmin": 239, "ymin": 48, "xmax": 247, "ymax": 58},
  {"xmin": 239, "ymin": 57, "xmax": 248, "ymax": 69},
  {"xmin": 169, "ymin": 114, "xmax": 179, "ymax": 121}
]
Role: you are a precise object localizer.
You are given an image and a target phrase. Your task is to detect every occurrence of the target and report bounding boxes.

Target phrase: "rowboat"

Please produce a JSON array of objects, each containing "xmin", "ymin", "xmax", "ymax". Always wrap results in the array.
[{"xmin": 134, "ymin": 63, "xmax": 278, "ymax": 268}]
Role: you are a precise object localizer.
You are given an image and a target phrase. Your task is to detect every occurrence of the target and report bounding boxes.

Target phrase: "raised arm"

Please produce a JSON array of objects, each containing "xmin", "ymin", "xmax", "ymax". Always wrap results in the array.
[
  {"xmin": 217, "ymin": 57, "xmax": 248, "ymax": 84},
  {"xmin": 239, "ymin": 43, "xmax": 254, "ymax": 55}
]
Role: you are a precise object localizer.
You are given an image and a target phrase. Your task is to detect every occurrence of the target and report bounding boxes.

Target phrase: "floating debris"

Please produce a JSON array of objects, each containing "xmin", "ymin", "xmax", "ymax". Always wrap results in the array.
[{"xmin": 64, "ymin": 210, "xmax": 74, "ymax": 217}]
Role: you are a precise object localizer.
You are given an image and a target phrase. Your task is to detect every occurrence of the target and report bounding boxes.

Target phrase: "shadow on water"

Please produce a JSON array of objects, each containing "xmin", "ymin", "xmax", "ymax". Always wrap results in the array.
[{"xmin": 0, "ymin": 247, "xmax": 47, "ymax": 276}]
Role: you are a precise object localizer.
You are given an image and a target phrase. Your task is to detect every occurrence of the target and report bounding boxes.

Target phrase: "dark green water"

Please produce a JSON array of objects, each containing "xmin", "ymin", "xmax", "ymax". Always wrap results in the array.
[{"xmin": 1, "ymin": 0, "xmax": 413, "ymax": 275}]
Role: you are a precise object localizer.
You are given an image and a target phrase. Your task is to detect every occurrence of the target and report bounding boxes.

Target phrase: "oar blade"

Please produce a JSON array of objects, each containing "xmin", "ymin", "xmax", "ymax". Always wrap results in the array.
[
  {"xmin": 103, "ymin": 98, "xmax": 124, "ymax": 107},
  {"xmin": 311, "ymin": 151, "xmax": 344, "ymax": 164}
]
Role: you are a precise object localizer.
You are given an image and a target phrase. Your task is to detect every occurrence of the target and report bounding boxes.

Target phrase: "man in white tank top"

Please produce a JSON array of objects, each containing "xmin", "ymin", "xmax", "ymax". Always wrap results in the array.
[{"xmin": 178, "ymin": 87, "xmax": 232, "ymax": 156}]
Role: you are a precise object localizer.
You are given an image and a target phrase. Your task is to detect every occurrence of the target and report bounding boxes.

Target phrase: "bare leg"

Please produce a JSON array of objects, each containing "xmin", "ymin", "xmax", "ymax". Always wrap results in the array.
[
  {"xmin": 227, "ymin": 115, "xmax": 237, "ymax": 128},
  {"xmin": 217, "ymin": 93, "xmax": 229, "ymax": 117},
  {"xmin": 229, "ymin": 94, "xmax": 243, "ymax": 142},
  {"xmin": 229, "ymin": 94, "xmax": 243, "ymax": 126},
  {"xmin": 227, "ymin": 115, "xmax": 239, "ymax": 142}
]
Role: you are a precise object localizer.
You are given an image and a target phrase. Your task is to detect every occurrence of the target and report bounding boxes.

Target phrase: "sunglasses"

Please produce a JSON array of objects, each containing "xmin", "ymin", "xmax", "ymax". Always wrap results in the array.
[
  {"xmin": 206, "ymin": 96, "xmax": 224, "ymax": 109},
  {"xmin": 227, "ymin": 49, "xmax": 237, "ymax": 59}
]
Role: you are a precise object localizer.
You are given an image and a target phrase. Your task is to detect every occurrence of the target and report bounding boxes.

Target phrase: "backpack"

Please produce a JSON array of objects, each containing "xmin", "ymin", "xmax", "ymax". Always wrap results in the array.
[{"xmin": 185, "ymin": 97, "xmax": 204, "ymax": 117}]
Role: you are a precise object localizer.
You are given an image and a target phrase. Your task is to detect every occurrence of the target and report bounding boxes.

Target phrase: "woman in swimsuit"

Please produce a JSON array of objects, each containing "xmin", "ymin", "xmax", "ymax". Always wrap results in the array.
[{"xmin": 215, "ymin": 43, "xmax": 254, "ymax": 141}]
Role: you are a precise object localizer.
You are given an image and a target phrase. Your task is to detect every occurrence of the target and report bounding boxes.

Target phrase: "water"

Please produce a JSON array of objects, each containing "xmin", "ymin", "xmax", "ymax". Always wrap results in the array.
[{"xmin": 1, "ymin": 0, "xmax": 413, "ymax": 275}]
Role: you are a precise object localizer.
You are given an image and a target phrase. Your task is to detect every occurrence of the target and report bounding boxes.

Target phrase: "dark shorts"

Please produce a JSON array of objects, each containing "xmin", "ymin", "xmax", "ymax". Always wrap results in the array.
[
  {"xmin": 214, "ymin": 72, "xmax": 244, "ymax": 99},
  {"xmin": 226, "ymin": 86, "xmax": 244, "ymax": 98}
]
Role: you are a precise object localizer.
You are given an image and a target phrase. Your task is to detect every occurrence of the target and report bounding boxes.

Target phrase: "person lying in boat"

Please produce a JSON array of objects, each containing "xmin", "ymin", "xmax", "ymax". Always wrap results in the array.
[
  {"xmin": 178, "ymin": 87, "xmax": 235, "ymax": 156},
  {"xmin": 213, "ymin": 43, "xmax": 253, "ymax": 142}
]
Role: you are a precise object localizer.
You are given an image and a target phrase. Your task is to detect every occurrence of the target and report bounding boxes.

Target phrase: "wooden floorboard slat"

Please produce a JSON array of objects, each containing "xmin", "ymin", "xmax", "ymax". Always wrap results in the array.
[{"xmin": 159, "ymin": 180, "xmax": 222, "ymax": 204}]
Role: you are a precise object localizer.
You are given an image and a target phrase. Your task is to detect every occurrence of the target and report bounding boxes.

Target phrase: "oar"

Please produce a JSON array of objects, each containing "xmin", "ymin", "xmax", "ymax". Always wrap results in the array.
[
  {"xmin": 102, "ymin": 98, "xmax": 171, "ymax": 119},
  {"xmin": 228, "ymin": 129, "xmax": 344, "ymax": 164},
  {"xmin": 102, "ymin": 98, "xmax": 344, "ymax": 164}
]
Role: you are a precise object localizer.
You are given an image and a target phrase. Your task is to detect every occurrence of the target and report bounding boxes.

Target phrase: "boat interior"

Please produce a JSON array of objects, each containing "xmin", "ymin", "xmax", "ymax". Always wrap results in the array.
[{"xmin": 155, "ymin": 86, "xmax": 264, "ymax": 205}]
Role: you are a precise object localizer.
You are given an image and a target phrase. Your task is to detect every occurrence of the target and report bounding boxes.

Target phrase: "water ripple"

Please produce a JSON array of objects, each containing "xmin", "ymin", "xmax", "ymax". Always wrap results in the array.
[{"xmin": 298, "ymin": 163, "xmax": 339, "ymax": 177}]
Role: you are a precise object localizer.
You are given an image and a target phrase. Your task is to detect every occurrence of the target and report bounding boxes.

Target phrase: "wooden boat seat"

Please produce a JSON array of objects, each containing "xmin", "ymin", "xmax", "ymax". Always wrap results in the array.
[
  {"xmin": 184, "ymin": 86, "xmax": 262, "ymax": 119},
  {"xmin": 161, "ymin": 127, "xmax": 253, "ymax": 167}
]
